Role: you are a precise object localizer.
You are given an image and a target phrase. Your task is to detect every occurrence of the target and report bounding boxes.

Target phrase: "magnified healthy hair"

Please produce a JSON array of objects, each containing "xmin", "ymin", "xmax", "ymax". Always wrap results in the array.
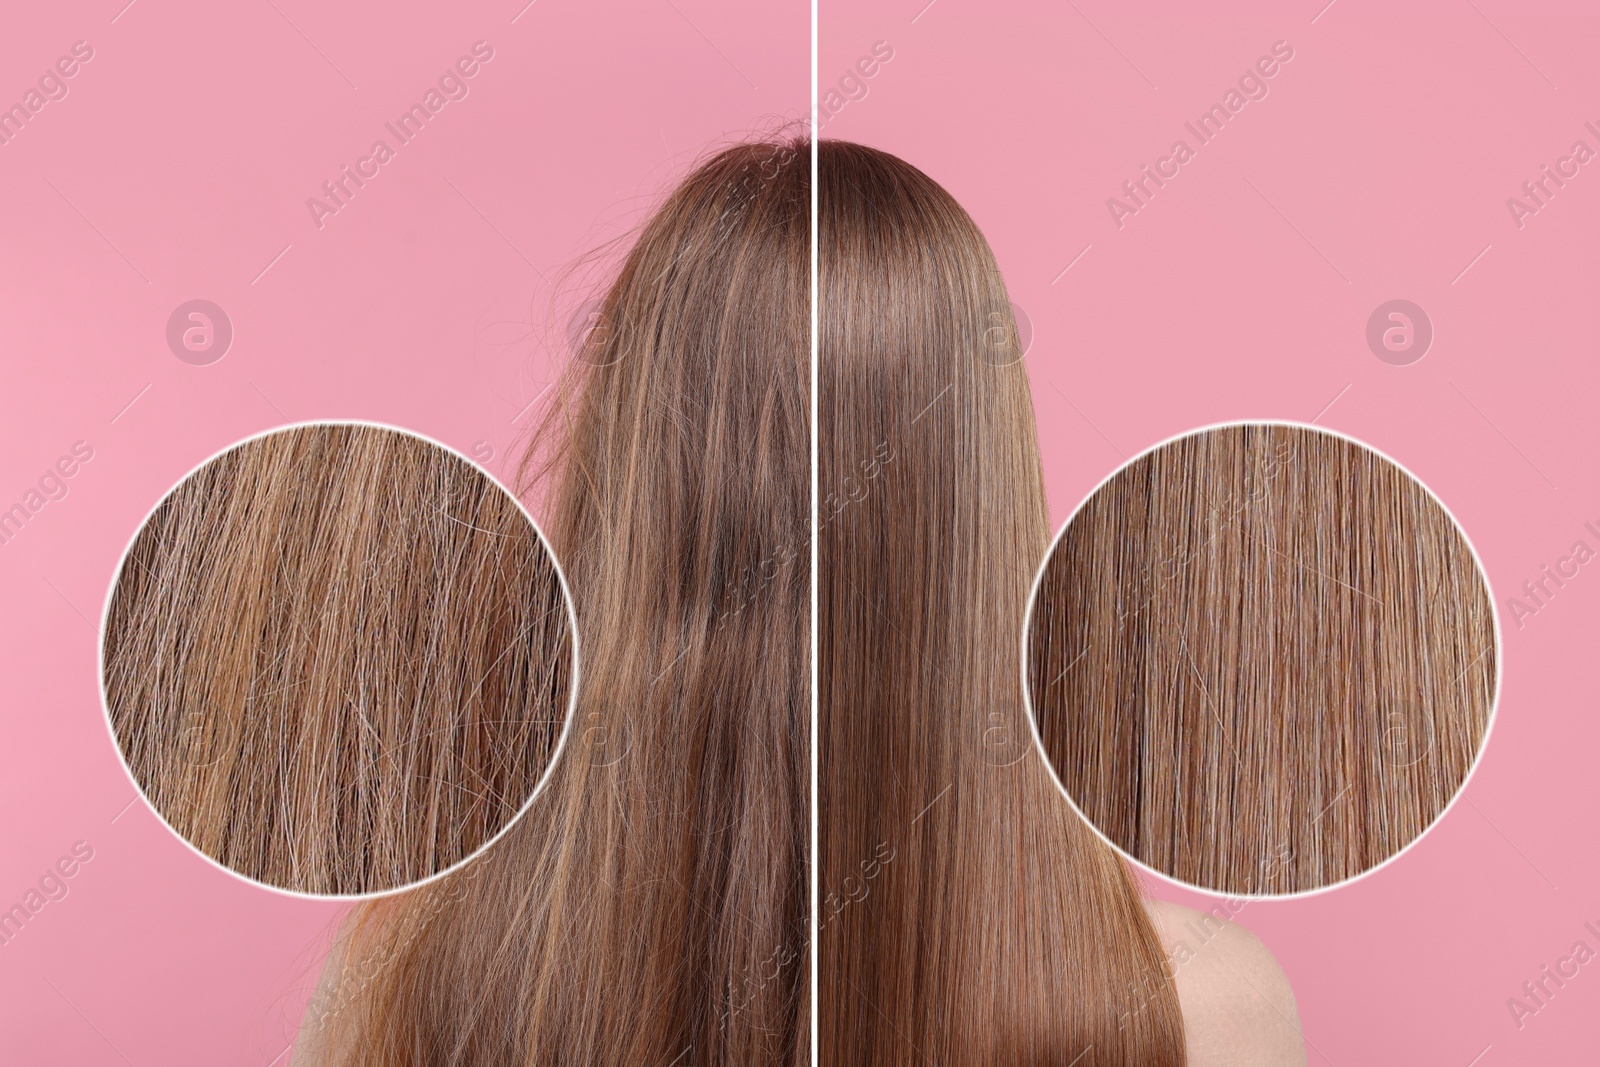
[
  {"xmin": 101, "ymin": 423, "xmax": 573, "ymax": 896},
  {"xmin": 820, "ymin": 142, "xmax": 1186, "ymax": 1065},
  {"xmin": 1027, "ymin": 423, "xmax": 1497, "ymax": 895},
  {"xmin": 297, "ymin": 139, "xmax": 810, "ymax": 1065}
]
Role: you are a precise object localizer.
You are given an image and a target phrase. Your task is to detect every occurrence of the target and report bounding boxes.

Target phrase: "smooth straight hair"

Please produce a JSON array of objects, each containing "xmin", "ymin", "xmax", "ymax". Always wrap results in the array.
[
  {"xmin": 297, "ymin": 137, "xmax": 1189, "ymax": 1065},
  {"xmin": 298, "ymin": 139, "xmax": 811, "ymax": 1064},
  {"xmin": 1028, "ymin": 423, "xmax": 1497, "ymax": 895},
  {"xmin": 820, "ymin": 141, "xmax": 1187, "ymax": 1065},
  {"xmin": 103, "ymin": 423, "xmax": 573, "ymax": 896}
]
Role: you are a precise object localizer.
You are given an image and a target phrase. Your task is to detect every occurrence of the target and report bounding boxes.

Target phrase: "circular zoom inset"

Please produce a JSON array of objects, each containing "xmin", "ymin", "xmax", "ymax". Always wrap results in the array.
[
  {"xmin": 1024, "ymin": 422, "xmax": 1497, "ymax": 896},
  {"xmin": 100, "ymin": 422, "xmax": 577, "ymax": 897}
]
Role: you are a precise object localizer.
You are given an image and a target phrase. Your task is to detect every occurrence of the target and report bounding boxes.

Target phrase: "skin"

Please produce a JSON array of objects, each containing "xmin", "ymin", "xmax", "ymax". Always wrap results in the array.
[
  {"xmin": 290, "ymin": 921, "xmax": 354, "ymax": 1067},
  {"xmin": 1144, "ymin": 899, "xmax": 1308, "ymax": 1067}
]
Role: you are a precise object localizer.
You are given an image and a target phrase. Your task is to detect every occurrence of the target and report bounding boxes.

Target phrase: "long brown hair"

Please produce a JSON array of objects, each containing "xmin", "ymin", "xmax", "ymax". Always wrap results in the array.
[
  {"xmin": 300, "ymin": 139, "xmax": 811, "ymax": 1064},
  {"xmin": 819, "ymin": 141, "xmax": 1186, "ymax": 1065},
  {"xmin": 1027, "ymin": 423, "xmax": 1497, "ymax": 895},
  {"xmin": 297, "ymin": 138, "xmax": 1192, "ymax": 1065},
  {"xmin": 102, "ymin": 423, "xmax": 573, "ymax": 896}
]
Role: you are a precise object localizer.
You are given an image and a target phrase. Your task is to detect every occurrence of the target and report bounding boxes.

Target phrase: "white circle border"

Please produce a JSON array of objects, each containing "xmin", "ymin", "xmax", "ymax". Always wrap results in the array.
[
  {"xmin": 1018, "ymin": 418, "xmax": 1505, "ymax": 902},
  {"xmin": 95, "ymin": 418, "xmax": 582, "ymax": 903}
]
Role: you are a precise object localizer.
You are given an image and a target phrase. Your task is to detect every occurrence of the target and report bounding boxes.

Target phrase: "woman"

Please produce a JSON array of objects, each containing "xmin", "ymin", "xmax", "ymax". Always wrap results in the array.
[
  {"xmin": 296, "ymin": 138, "xmax": 1302, "ymax": 1066},
  {"xmin": 297, "ymin": 138, "xmax": 810, "ymax": 1066},
  {"xmin": 818, "ymin": 140, "xmax": 1301, "ymax": 1067}
]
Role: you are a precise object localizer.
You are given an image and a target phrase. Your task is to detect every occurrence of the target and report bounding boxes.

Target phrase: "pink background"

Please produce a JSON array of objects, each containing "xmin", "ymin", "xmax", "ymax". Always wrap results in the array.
[
  {"xmin": 5, "ymin": 0, "xmax": 1597, "ymax": 1062},
  {"xmin": 0, "ymin": 0, "xmax": 804, "ymax": 1062},
  {"xmin": 821, "ymin": 0, "xmax": 1600, "ymax": 1063}
]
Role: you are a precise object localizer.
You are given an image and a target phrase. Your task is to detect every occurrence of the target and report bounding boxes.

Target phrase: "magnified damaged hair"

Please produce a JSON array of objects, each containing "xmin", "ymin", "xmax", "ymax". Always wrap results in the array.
[
  {"xmin": 103, "ymin": 422, "xmax": 574, "ymax": 896},
  {"xmin": 295, "ymin": 137, "xmax": 811, "ymax": 1065}
]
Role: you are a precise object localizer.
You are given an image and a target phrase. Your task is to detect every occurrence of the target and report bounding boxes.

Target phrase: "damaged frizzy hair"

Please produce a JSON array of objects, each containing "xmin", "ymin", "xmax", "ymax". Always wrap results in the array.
[
  {"xmin": 819, "ymin": 141, "xmax": 1186, "ymax": 1065},
  {"xmin": 1028, "ymin": 423, "xmax": 1497, "ymax": 895},
  {"xmin": 299, "ymin": 140, "xmax": 810, "ymax": 1064},
  {"xmin": 103, "ymin": 423, "xmax": 573, "ymax": 896}
]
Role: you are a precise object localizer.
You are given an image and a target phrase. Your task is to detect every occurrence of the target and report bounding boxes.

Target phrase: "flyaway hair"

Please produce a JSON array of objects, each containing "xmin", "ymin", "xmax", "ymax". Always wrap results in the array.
[
  {"xmin": 1028, "ymin": 423, "xmax": 1497, "ymax": 895},
  {"xmin": 298, "ymin": 139, "xmax": 811, "ymax": 1065},
  {"xmin": 819, "ymin": 141, "xmax": 1186, "ymax": 1066},
  {"xmin": 102, "ymin": 423, "xmax": 573, "ymax": 896}
]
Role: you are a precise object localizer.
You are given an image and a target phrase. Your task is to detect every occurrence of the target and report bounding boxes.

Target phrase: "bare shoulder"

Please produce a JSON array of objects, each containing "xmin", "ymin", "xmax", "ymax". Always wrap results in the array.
[
  {"xmin": 291, "ymin": 917, "xmax": 358, "ymax": 1067},
  {"xmin": 1143, "ymin": 899, "xmax": 1308, "ymax": 1067}
]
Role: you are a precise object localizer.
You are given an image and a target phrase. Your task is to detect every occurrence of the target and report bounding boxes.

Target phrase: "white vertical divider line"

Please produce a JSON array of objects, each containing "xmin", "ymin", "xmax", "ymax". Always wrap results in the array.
[{"xmin": 808, "ymin": 0, "xmax": 821, "ymax": 1059}]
